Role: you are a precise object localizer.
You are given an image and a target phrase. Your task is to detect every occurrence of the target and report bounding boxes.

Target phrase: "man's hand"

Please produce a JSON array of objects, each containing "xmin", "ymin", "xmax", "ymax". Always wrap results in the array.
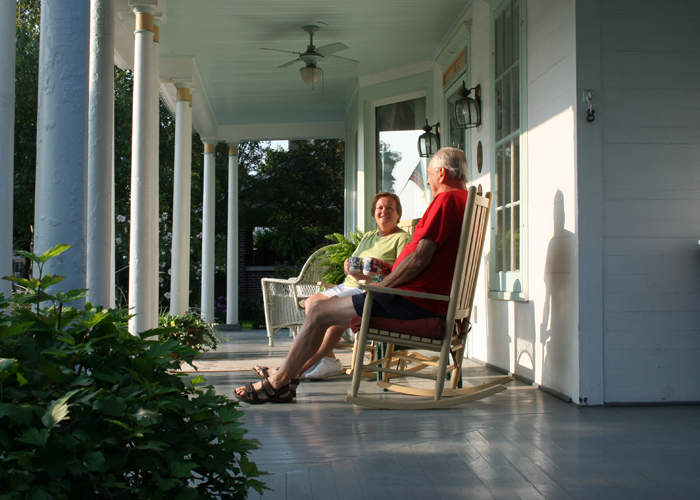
[{"xmin": 377, "ymin": 238, "xmax": 438, "ymax": 289}]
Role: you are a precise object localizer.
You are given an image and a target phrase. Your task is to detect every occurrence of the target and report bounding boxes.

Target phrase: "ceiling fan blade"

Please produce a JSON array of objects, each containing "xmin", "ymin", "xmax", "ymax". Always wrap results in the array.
[
  {"xmin": 277, "ymin": 59, "xmax": 301, "ymax": 69},
  {"xmin": 261, "ymin": 47, "xmax": 301, "ymax": 56},
  {"xmin": 327, "ymin": 54, "xmax": 360, "ymax": 65},
  {"xmin": 316, "ymin": 42, "xmax": 349, "ymax": 57}
]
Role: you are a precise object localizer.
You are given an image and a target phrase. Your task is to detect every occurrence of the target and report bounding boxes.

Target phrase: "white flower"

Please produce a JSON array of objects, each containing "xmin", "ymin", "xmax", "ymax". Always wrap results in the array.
[
  {"xmin": 162, "ymin": 212, "xmax": 168, "ymax": 220},
  {"xmin": 165, "ymin": 292, "xmax": 171, "ymax": 299},
  {"xmin": 167, "ymin": 269, "xmax": 172, "ymax": 275},
  {"xmin": 161, "ymin": 251, "xmax": 166, "ymax": 255},
  {"xmin": 160, "ymin": 262, "xmax": 165, "ymax": 268},
  {"xmin": 159, "ymin": 277, "xmax": 164, "ymax": 283},
  {"xmin": 158, "ymin": 218, "xmax": 162, "ymax": 223},
  {"xmin": 115, "ymin": 237, "xmax": 122, "ymax": 244},
  {"xmin": 197, "ymin": 232, "xmax": 203, "ymax": 239},
  {"xmin": 117, "ymin": 215, "xmax": 126, "ymax": 222}
]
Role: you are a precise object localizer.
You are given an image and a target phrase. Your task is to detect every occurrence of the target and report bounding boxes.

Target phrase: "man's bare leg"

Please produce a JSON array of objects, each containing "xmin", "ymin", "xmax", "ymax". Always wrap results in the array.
[
  {"xmin": 234, "ymin": 296, "xmax": 358, "ymax": 397},
  {"xmin": 297, "ymin": 324, "xmax": 347, "ymax": 376}
]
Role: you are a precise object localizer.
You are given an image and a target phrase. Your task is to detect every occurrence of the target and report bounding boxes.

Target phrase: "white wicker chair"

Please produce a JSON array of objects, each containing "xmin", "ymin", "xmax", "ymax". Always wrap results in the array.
[{"xmin": 261, "ymin": 246, "xmax": 330, "ymax": 346}]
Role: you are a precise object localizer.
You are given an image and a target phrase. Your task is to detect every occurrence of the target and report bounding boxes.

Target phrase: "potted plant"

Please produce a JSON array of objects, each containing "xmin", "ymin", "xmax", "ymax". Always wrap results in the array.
[{"xmin": 158, "ymin": 309, "xmax": 220, "ymax": 352}]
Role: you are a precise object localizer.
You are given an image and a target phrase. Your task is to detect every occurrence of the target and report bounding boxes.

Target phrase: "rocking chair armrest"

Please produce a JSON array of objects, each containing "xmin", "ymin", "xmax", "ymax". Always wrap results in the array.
[{"xmin": 357, "ymin": 283, "xmax": 450, "ymax": 302}]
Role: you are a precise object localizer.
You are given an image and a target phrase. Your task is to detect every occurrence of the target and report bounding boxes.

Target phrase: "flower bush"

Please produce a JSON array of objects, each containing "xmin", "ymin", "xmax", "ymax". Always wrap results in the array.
[
  {"xmin": 0, "ymin": 245, "xmax": 265, "ymax": 499},
  {"xmin": 158, "ymin": 310, "xmax": 219, "ymax": 352}
]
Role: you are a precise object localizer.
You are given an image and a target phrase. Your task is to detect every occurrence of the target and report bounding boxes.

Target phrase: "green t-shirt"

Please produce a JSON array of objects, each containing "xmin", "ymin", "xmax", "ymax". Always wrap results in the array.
[{"xmin": 344, "ymin": 229, "xmax": 412, "ymax": 287}]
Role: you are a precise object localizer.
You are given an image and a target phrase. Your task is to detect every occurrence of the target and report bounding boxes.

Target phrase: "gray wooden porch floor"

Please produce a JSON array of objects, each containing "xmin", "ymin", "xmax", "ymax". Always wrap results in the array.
[{"xmin": 199, "ymin": 329, "xmax": 700, "ymax": 500}]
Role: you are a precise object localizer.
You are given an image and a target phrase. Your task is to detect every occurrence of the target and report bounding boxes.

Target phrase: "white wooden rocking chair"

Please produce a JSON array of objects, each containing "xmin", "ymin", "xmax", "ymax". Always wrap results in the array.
[{"xmin": 346, "ymin": 187, "xmax": 513, "ymax": 409}]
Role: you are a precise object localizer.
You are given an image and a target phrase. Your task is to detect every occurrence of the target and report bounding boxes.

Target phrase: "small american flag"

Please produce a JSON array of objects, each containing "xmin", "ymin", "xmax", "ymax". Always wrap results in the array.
[{"xmin": 408, "ymin": 163, "xmax": 425, "ymax": 190}]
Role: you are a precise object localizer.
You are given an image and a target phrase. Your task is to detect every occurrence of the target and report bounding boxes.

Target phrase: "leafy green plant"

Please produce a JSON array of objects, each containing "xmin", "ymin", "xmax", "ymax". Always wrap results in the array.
[
  {"xmin": 319, "ymin": 229, "xmax": 365, "ymax": 286},
  {"xmin": 158, "ymin": 309, "xmax": 220, "ymax": 352},
  {"xmin": 238, "ymin": 294, "xmax": 265, "ymax": 330},
  {"xmin": 0, "ymin": 244, "xmax": 265, "ymax": 499}
]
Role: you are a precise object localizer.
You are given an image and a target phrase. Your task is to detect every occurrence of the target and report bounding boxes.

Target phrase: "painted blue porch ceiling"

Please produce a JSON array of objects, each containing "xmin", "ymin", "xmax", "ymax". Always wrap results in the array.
[{"xmin": 153, "ymin": 0, "xmax": 468, "ymax": 136}]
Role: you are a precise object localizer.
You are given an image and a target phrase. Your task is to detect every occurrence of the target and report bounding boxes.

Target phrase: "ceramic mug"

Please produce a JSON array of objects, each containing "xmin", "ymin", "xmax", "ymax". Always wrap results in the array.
[
  {"xmin": 348, "ymin": 256, "xmax": 364, "ymax": 274},
  {"xmin": 363, "ymin": 257, "xmax": 382, "ymax": 276}
]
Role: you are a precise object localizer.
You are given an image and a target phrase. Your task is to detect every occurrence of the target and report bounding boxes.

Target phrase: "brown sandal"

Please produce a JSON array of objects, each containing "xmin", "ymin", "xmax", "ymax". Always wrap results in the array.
[
  {"xmin": 253, "ymin": 366, "xmax": 300, "ymax": 397},
  {"xmin": 235, "ymin": 376, "xmax": 294, "ymax": 404}
]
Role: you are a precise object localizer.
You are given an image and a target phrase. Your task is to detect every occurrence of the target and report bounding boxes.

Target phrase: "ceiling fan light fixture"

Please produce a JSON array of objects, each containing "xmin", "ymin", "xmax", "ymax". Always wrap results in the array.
[{"xmin": 300, "ymin": 65, "xmax": 322, "ymax": 84}]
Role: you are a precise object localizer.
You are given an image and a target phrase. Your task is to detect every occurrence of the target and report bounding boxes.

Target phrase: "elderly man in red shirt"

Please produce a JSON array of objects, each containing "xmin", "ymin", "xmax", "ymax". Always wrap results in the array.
[{"xmin": 235, "ymin": 147, "xmax": 469, "ymax": 404}]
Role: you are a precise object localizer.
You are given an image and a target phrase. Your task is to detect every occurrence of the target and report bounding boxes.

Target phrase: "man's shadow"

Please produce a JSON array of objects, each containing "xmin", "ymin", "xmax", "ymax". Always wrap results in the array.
[{"xmin": 540, "ymin": 190, "xmax": 576, "ymax": 389}]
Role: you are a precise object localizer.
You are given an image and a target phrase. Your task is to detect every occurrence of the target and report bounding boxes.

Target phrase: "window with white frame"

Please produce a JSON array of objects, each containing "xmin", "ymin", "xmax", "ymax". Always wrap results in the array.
[{"xmin": 492, "ymin": 0, "xmax": 525, "ymax": 298}]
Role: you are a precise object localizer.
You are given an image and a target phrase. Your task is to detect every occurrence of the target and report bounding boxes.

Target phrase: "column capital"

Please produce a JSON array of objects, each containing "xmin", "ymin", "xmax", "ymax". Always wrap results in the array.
[
  {"xmin": 175, "ymin": 84, "xmax": 192, "ymax": 104},
  {"xmin": 203, "ymin": 143, "xmax": 215, "ymax": 154},
  {"xmin": 228, "ymin": 144, "xmax": 239, "ymax": 156}
]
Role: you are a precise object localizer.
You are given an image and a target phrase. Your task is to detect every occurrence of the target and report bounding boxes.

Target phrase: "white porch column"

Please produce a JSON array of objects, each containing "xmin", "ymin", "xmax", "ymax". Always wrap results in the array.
[
  {"xmin": 226, "ymin": 145, "xmax": 239, "ymax": 325},
  {"xmin": 169, "ymin": 85, "xmax": 193, "ymax": 315},
  {"xmin": 0, "ymin": 0, "xmax": 15, "ymax": 298},
  {"xmin": 34, "ymin": 0, "xmax": 90, "ymax": 294},
  {"xmin": 87, "ymin": 0, "xmax": 115, "ymax": 308},
  {"xmin": 201, "ymin": 141, "xmax": 216, "ymax": 322},
  {"xmin": 128, "ymin": 6, "xmax": 158, "ymax": 335}
]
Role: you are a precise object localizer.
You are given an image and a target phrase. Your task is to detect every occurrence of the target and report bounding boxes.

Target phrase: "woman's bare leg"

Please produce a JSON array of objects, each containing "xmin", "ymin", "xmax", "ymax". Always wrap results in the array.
[{"xmin": 297, "ymin": 324, "xmax": 348, "ymax": 376}]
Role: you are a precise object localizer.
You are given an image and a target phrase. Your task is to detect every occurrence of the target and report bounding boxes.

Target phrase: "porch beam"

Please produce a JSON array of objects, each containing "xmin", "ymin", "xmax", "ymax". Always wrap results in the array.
[
  {"xmin": 201, "ymin": 141, "xmax": 216, "ymax": 322},
  {"xmin": 87, "ymin": 0, "xmax": 115, "ymax": 308},
  {"xmin": 226, "ymin": 144, "xmax": 239, "ymax": 326},
  {"xmin": 169, "ymin": 84, "xmax": 193, "ymax": 315},
  {"xmin": 0, "ymin": 0, "xmax": 15, "ymax": 298},
  {"xmin": 128, "ymin": 6, "xmax": 159, "ymax": 335},
  {"xmin": 34, "ymin": 0, "xmax": 90, "ymax": 296}
]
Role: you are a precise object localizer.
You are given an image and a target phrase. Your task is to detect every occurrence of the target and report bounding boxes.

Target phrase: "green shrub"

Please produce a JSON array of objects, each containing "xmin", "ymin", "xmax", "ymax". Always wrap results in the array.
[
  {"xmin": 158, "ymin": 309, "xmax": 220, "ymax": 352},
  {"xmin": 238, "ymin": 294, "xmax": 265, "ymax": 329},
  {"xmin": 0, "ymin": 245, "xmax": 265, "ymax": 499},
  {"xmin": 319, "ymin": 229, "xmax": 364, "ymax": 286}
]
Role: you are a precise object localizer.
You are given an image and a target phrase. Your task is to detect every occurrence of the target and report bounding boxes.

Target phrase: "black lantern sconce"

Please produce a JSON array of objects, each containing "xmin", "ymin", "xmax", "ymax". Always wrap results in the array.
[
  {"xmin": 417, "ymin": 120, "xmax": 441, "ymax": 158},
  {"xmin": 454, "ymin": 82, "xmax": 481, "ymax": 129}
]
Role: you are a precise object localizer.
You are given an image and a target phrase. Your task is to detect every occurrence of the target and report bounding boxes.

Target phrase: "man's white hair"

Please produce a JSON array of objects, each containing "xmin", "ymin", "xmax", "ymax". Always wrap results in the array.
[{"xmin": 432, "ymin": 147, "xmax": 468, "ymax": 182}]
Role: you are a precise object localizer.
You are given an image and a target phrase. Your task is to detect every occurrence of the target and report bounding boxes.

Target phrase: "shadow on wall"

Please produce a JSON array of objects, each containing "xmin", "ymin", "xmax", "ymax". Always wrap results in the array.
[{"xmin": 539, "ymin": 190, "xmax": 576, "ymax": 393}]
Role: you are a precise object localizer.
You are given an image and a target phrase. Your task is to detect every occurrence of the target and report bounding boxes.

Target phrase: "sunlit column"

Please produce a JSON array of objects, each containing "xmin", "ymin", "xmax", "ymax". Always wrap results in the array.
[
  {"xmin": 86, "ymin": 0, "xmax": 115, "ymax": 308},
  {"xmin": 169, "ymin": 84, "xmax": 193, "ymax": 315},
  {"xmin": 128, "ymin": 6, "xmax": 158, "ymax": 335},
  {"xmin": 34, "ymin": 0, "xmax": 90, "ymax": 296},
  {"xmin": 226, "ymin": 145, "xmax": 239, "ymax": 325},
  {"xmin": 201, "ymin": 141, "xmax": 216, "ymax": 322},
  {"xmin": 0, "ymin": 0, "xmax": 15, "ymax": 299}
]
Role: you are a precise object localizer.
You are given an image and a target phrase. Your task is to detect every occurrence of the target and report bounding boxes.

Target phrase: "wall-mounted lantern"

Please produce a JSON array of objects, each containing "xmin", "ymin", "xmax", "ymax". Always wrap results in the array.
[
  {"xmin": 417, "ymin": 120, "xmax": 441, "ymax": 157},
  {"xmin": 454, "ymin": 82, "xmax": 481, "ymax": 129}
]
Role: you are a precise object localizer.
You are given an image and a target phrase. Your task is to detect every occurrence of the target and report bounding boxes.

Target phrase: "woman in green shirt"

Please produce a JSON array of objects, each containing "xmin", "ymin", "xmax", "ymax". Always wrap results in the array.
[{"xmin": 298, "ymin": 192, "xmax": 412, "ymax": 380}]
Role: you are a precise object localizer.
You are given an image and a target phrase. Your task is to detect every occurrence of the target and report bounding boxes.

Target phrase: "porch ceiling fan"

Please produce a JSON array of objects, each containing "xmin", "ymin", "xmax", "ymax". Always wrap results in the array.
[{"xmin": 261, "ymin": 25, "xmax": 359, "ymax": 86}]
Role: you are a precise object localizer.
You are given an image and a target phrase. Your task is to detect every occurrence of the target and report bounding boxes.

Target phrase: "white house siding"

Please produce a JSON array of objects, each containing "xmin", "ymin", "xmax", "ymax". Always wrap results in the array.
[
  {"xmin": 469, "ymin": 0, "xmax": 580, "ymax": 401},
  {"xmin": 599, "ymin": 1, "xmax": 700, "ymax": 403}
]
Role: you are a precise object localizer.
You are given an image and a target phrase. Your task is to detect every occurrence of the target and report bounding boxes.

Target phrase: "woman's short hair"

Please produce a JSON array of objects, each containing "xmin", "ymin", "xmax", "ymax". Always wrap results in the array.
[
  {"xmin": 433, "ymin": 147, "xmax": 468, "ymax": 182},
  {"xmin": 371, "ymin": 192, "xmax": 403, "ymax": 221}
]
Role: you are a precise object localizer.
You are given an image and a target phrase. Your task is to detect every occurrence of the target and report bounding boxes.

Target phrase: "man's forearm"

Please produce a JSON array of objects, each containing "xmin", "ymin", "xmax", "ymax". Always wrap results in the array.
[{"xmin": 377, "ymin": 238, "xmax": 438, "ymax": 289}]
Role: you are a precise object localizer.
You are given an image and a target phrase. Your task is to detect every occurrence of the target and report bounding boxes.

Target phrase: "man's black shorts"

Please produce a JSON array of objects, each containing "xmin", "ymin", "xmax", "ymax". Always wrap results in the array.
[{"xmin": 351, "ymin": 290, "xmax": 444, "ymax": 320}]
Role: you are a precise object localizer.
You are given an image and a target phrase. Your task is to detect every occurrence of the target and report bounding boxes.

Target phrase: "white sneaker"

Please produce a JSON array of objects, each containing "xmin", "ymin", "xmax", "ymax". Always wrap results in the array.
[
  {"xmin": 304, "ymin": 357, "xmax": 344, "ymax": 380},
  {"xmin": 300, "ymin": 359, "xmax": 322, "ymax": 380}
]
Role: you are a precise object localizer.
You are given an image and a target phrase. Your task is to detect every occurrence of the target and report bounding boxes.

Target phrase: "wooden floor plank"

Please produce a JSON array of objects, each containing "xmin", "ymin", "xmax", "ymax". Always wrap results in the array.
[
  {"xmin": 285, "ymin": 468, "xmax": 312, "ymax": 500},
  {"xmin": 330, "ymin": 458, "xmax": 365, "ymax": 500},
  {"xmin": 477, "ymin": 427, "xmax": 574, "ymax": 500},
  {"xmin": 370, "ymin": 450, "xmax": 420, "ymax": 500},
  {"xmin": 351, "ymin": 453, "xmax": 390, "ymax": 499},
  {"xmin": 307, "ymin": 462, "xmax": 339, "ymax": 500},
  {"xmin": 199, "ymin": 330, "xmax": 700, "ymax": 500}
]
